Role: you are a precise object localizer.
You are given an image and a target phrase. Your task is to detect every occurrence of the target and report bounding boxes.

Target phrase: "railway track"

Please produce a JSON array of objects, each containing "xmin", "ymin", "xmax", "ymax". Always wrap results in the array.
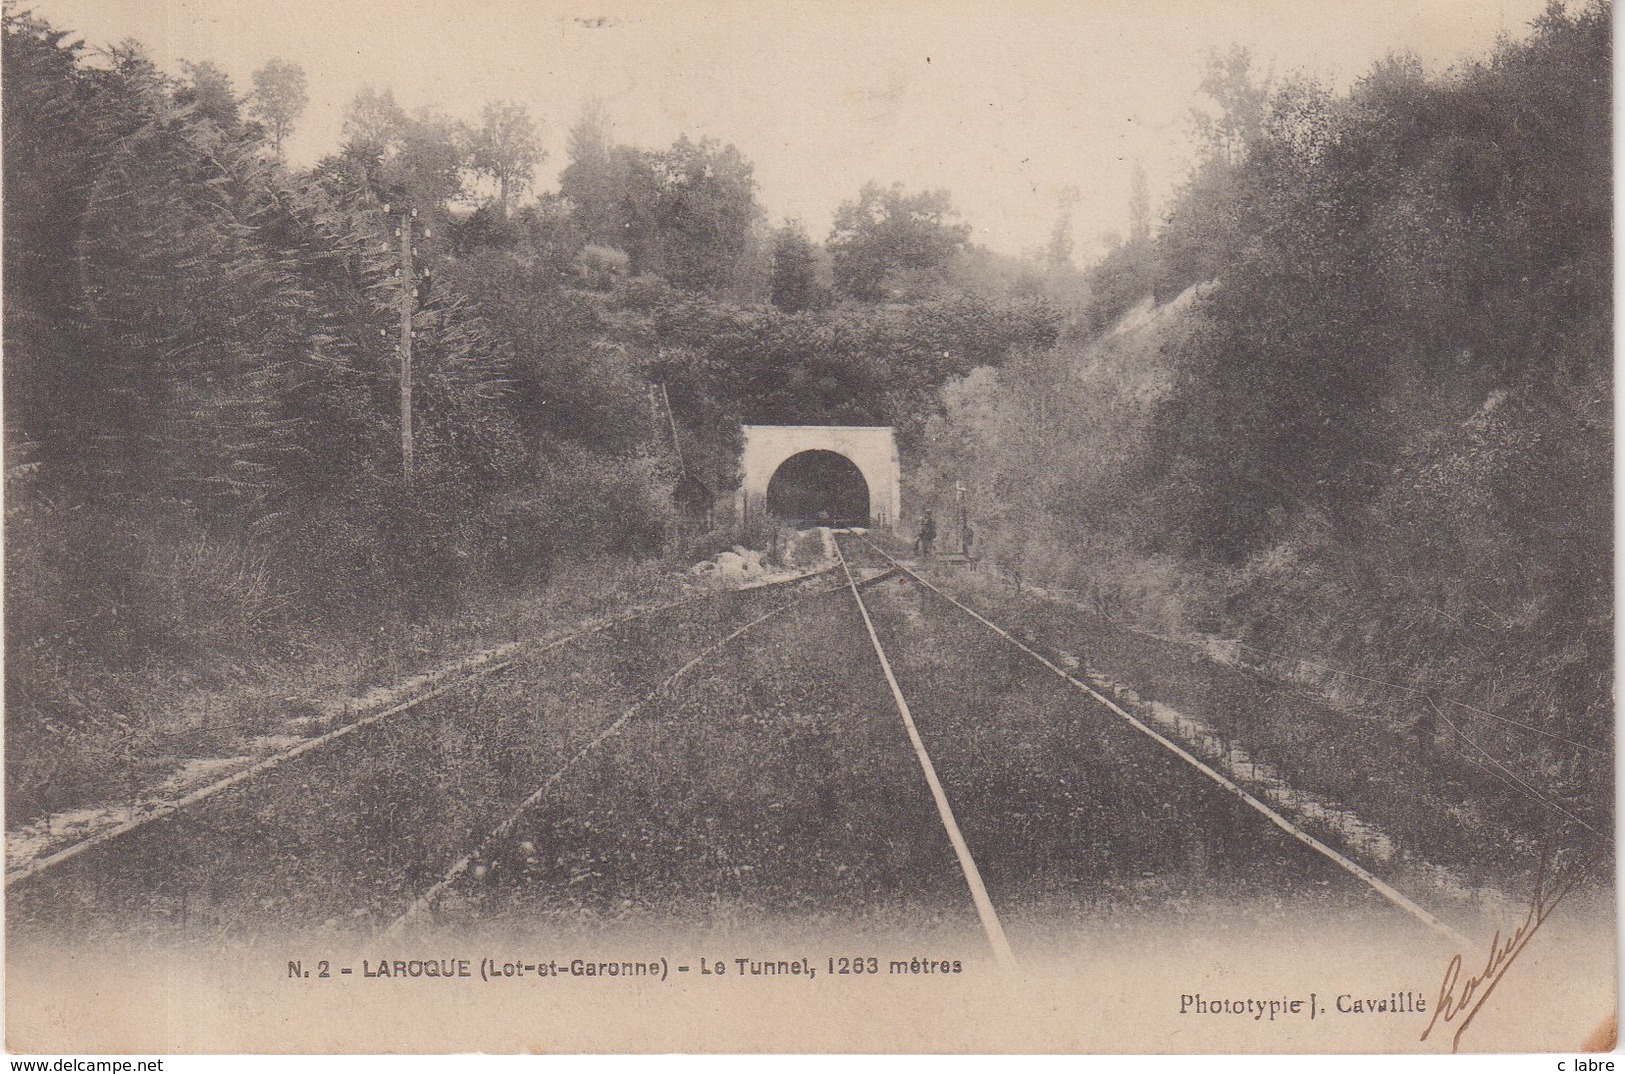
[
  {"xmin": 3, "ymin": 566, "xmax": 850, "ymax": 938},
  {"xmin": 385, "ymin": 565, "xmax": 900, "ymax": 936},
  {"xmin": 381, "ymin": 532, "xmax": 1448, "ymax": 959},
  {"xmin": 5, "ymin": 566, "xmax": 867, "ymax": 892},
  {"xmin": 9, "ymin": 532, "xmax": 1460, "ymax": 957},
  {"xmin": 839, "ymin": 534, "xmax": 1466, "ymax": 946}
]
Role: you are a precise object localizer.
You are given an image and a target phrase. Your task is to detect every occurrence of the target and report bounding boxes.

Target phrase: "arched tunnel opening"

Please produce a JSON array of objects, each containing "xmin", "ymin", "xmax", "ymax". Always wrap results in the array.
[{"xmin": 764, "ymin": 450, "xmax": 871, "ymax": 526}]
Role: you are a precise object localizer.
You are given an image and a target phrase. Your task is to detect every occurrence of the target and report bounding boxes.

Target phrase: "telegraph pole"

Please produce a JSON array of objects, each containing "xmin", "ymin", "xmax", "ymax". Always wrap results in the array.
[
  {"xmin": 397, "ymin": 206, "xmax": 416, "ymax": 485},
  {"xmin": 660, "ymin": 382, "xmax": 685, "ymax": 471},
  {"xmin": 383, "ymin": 204, "xmax": 432, "ymax": 485},
  {"xmin": 956, "ymin": 480, "xmax": 968, "ymax": 555}
]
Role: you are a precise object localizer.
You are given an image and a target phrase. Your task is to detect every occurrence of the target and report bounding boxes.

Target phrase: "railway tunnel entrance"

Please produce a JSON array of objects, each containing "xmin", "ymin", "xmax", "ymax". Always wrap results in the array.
[
  {"xmin": 737, "ymin": 425, "xmax": 900, "ymax": 532},
  {"xmin": 765, "ymin": 450, "xmax": 871, "ymax": 526}
]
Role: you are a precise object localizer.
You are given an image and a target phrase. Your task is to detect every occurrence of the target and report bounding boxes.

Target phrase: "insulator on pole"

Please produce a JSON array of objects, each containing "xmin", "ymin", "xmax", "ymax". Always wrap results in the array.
[
  {"xmin": 383, "ymin": 203, "xmax": 391, "ymax": 213},
  {"xmin": 423, "ymin": 229, "xmax": 433, "ymax": 239}
]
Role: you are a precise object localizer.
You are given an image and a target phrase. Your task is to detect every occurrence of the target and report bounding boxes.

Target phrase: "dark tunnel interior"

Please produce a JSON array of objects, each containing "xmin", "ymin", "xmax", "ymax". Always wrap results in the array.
[{"xmin": 764, "ymin": 450, "xmax": 871, "ymax": 526}]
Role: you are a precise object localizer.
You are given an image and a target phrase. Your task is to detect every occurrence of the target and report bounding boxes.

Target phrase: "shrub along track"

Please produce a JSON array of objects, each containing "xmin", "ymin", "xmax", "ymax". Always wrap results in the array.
[{"xmin": 4, "ymin": 568, "xmax": 844, "ymax": 944}]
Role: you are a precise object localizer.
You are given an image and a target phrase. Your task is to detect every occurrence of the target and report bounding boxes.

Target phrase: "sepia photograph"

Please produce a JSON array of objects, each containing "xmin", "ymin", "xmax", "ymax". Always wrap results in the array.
[{"xmin": 2, "ymin": 0, "xmax": 1615, "ymax": 1058}]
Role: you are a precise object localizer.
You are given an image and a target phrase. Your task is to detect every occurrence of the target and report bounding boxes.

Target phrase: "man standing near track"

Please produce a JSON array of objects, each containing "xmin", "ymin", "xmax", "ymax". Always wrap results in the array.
[{"xmin": 918, "ymin": 510, "xmax": 937, "ymax": 557}]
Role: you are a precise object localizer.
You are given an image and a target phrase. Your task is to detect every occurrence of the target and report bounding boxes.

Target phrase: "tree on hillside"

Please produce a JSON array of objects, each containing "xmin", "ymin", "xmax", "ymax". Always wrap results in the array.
[
  {"xmin": 1152, "ymin": 54, "xmax": 1276, "ymax": 300},
  {"xmin": 566, "ymin": 97, "xmax": 612, "ymax": 163},
  {"xmin": 559, "ymin": 98, "xmax": 620, "ymax": 244},
  {"xmin": 248, "ymin": 57, "xmax": 307, "ymax": 156},
  {"xmin": 827, "ymin": 182, "xmax": 971, "ymax": 301},
  {"xmin": 178, "ymin": 60, "xmax": 239, "ymax": 128},
  {"xmin": 1040, "ymin": 184, "xmax": 1080, "ymax": 272},
  {"xmin": 5, "ymin": 11, "xmax": 128, "ymax": 471},
  {"xmin": 336, "ymin": 89, "xmax": 469, "ymax": 211},
  {"xmin": 1147, "ymin": 1, "xmax": 1611, "ymax": 564},
  {"xmin": 397, "ymin": 108, "xmax": 472, "ymax": 208},
  {"xmin": 561, "ymin": 118, "xmax": 762, "ymax": 293},
  {"xmin": 342, "ymin": 85, "xmax": 407, "ymax": 157},
  {"xmin": 769, "ymin": 219, "xmax": 824, "ymax": 311},
  {"xmin": 1043, "ymin": 214, "xmax": 1074, "ymax": 270},
  {"xmin": 1128, "ymin": 161, "xmax": 1152, "ymax": 245},
  {"xmin": 648, "ymin": 135, "xmax": 760, "ymax": 291},
  {"xmin": 468, "ymin": 100, "xmax": 544, "ymax": 215},
  {"xmin": 1078, "ymin": 162, "xmax": 1160, "ymax": 327},
  {"xmin": 1190, "ymin": 46, "xmax": 1270, "ymax": 166}
]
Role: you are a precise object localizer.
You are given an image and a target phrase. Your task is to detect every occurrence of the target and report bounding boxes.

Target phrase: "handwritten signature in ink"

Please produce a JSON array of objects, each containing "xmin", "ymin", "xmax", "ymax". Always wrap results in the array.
[{"xmin": 1420, "ymin": 852, "xmax": 1589, "ymax": 1052}]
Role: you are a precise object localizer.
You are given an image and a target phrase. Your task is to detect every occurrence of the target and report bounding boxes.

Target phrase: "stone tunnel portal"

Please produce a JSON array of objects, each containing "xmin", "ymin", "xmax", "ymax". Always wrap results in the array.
[{"xmin": 737, "ymin": 425, "xmax": 901, "ymax": 533}]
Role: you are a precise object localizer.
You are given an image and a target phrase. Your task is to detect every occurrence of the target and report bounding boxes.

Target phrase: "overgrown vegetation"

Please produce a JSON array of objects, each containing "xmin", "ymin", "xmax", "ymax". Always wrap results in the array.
[
  {"xmin": 6, "ymin": 2, "xmax": 1607, "ymax": 867},
  {"xmin": 3, "ymin": 11, "xmax": 1059, "ymax": 821},
  {"xmin": 914, "ymin": 1, "xmax": 1611, "ymax": 845}
]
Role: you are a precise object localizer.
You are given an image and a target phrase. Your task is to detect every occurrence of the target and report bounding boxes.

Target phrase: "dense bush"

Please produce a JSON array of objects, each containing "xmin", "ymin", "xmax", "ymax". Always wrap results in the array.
[{"xmin": 915, "ymin": 1, "xmax": 1612, "ymax": 835}]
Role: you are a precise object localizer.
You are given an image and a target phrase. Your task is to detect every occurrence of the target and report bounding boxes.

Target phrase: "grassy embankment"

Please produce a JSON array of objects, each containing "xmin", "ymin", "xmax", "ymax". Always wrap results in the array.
[
  {"xmin": 911, "ymin": 556, "xmax": 1607, "ymax": 912},
  {"xmin": 4, "ymin": 527, "xmax": 830, "ymax": 847}
]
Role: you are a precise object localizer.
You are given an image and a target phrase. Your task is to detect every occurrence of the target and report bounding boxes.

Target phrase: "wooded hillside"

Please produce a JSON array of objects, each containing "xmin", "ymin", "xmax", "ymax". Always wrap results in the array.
[
  {"xmin": 913, "ymin": 1, "xmax": 1611, "ymax": 833},
  {"xmin": 2, "ymin": 10, "xmax": 1060, "ymax": 818}
]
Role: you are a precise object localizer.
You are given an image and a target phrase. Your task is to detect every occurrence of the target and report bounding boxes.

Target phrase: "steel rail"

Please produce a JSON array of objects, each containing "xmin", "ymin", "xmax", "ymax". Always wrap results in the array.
[
  {"xmin": 386, "ymin": 566, "xmax": 887, "ymax": 935},
  {"xmin": 850, "ymin": 534, "xmax": 1469, "ymax": 946},
  {"xmin": 6, "ymin": 568, "xmax": 838, "ymax": 889},
  {"xmin": 5, "ymin": 660, "xmax": 513, "ymax": 889},
  {"xmin": 834, "ymin": 540, "xmax": 1018, "ymax": 966}
]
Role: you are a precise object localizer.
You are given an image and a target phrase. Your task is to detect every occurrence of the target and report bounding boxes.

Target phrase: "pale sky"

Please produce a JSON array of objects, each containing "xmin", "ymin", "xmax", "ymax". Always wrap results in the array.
[{"xmin": 31, "ymin": 0, "xmax": 1553, "ymax": 262}]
